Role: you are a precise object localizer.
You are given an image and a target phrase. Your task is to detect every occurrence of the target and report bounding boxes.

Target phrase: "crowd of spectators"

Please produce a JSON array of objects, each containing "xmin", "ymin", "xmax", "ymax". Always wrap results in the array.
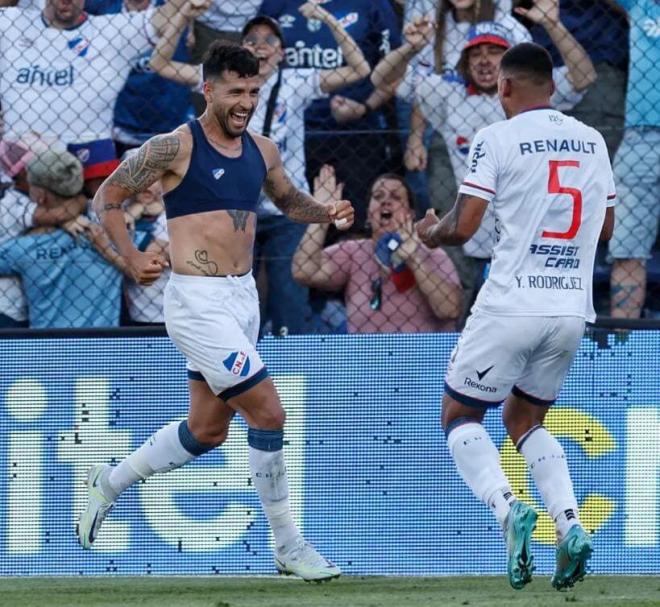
[{"xmin": 0, "ymin": 0, "xmax": 657, "ymax": 331}]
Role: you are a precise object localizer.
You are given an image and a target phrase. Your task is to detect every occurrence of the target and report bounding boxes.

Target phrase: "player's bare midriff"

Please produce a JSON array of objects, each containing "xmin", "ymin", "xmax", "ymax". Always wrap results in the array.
[{"xmin": 167, "ymin": 210, "xmax": 257, "ymax": 277}]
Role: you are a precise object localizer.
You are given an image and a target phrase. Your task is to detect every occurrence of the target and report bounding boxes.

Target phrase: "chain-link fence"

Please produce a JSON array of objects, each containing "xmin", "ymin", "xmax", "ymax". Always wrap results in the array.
[{"xmin": 0, "ymin": 0, "xmax": 657, "ymax": 332}]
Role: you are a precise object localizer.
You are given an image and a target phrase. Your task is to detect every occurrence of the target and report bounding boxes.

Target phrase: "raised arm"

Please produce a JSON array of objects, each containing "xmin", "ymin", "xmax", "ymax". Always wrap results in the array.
[
  {"xmin": 515, "ymin": 0, "xmax": 596, "ymax": 91},
  {"xmin": 371, "ymin": 16, "xmax": 434, "ymax": 89},
  {"xmin": 260, "ymin": 138, "xmax": 355, "ymax": 227},
  {"xmin": 298, "ymin": 1, "xmax": 370, "ymax": 93},
  {"xmin": 92, "ymin": 132, "xmax": 184, "ymax": 283},
  {"xmin": 151, "ymin": 0, "xmax": 208, "ymax": 38},
  {"xmin": 292, "ymin": 165, "xmax": 348, "ymax": 289},
  {"xmin": 150, "ymin": 0, "xmax": 207, "ymax": 86}
]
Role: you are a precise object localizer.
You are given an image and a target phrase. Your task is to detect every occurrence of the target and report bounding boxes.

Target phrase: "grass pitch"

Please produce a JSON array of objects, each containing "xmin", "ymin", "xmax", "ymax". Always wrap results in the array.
[{"xmin": 0, "ymin": 575, "xmax": 658, "ymax": 607}]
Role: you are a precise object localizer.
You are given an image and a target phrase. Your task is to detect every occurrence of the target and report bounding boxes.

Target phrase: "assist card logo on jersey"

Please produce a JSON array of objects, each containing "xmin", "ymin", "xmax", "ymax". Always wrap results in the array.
[{"xmin": 223, "ymin": 352, "xmax": 251, "ymax": 377}]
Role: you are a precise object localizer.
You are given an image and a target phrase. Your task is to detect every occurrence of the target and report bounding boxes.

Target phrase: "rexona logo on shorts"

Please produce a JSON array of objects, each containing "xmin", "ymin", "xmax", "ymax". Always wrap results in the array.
[
  {"xmin": 223, "ymin": 351, "xmax": 251, "ymax": 377},
  {"xmin": 464, "ymin": 376, "xmax": 496, "ymax": 393}
]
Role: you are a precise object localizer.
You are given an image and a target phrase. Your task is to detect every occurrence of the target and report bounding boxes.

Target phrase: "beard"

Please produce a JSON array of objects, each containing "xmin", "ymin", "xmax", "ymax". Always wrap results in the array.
[{"xmin": 214, "ymin": 105, "xmax": 255, "ymax": 139}]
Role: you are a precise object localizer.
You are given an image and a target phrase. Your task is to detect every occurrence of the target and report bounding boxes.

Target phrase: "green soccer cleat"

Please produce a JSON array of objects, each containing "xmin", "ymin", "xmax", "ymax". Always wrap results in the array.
[
  {"xmin": 77, "ymin": 464, "xmax": 115, "ymax": 549},
  {"xmin": 552, "ymin": 525, "xmax": 593, "ymax": 590},
  {"xmin": 274, "ymin": 536, "xmax": 341, "ymax": 582},
  {"xmin": 504, "ymin": 501, "xmax": 538, "ymax": 590}
]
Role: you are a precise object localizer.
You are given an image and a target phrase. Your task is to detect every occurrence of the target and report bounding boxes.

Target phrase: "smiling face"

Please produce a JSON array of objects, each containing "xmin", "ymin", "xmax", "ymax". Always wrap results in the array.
[
  {"xmin": 203, "ymin": 70, "xmax": 261, "ymax": 138},
  {"xmin": 367, "ymin": 177, "xmax": 414, "ymax": 239},
  {"xmin": 242, "ymin": 23, "xmax": 284, "ymax": 80},
  {"xmin": 467, "ymin": 43, "xmax": 507, "ymax": 93}
]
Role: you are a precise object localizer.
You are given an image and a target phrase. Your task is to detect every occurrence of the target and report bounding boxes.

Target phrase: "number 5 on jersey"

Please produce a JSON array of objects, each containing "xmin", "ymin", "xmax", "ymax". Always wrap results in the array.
[{"xmin": 542, "ymin": 160, "xmax": 582, "ymax": 240}]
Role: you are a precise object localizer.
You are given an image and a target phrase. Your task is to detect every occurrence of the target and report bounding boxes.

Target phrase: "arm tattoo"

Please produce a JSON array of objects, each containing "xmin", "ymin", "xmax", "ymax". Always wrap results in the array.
[
  {"xmin": 103, "ymin": 203, "xmax": 122, "ymax": 212},
  {"xmin": 106, "ymin": 134, "xmax": 180, "ymax": 194},
  {"xmin": 186, "ymin": 249, "xmax": 220, "ymax": 276},
  {"xmin": 263, "ymin": 171, "xmax": 330, "ymax": 223},
  {"xmin": 227, "ymin": 210, "xmax": 250, "ymax": 232}
]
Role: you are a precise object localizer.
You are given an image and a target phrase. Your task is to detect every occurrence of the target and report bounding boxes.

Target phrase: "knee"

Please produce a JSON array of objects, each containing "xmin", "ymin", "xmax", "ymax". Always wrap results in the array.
[
  {"xmin": 441, "ymin": 395, "xmax": 483, "ymax": 433},
  {"xmin": 257, "ymin": 405, "xmax": 286, "ymax": 430},
  {"xmin": 503, "ymin": 408, "xmax": 539, "ymax": 446},
  {"xmin": 187, "ymin": 420, "xmax": 230, "ymax": 448}
]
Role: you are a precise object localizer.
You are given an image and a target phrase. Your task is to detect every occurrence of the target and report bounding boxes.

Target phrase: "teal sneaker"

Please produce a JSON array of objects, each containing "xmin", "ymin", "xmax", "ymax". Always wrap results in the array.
[
  {"xmin": 504, "ymin": 501, "xmax": 538, "ymax": 589},
  {"xmin": 552, "ymin": 525, "xmax": 593, "ymax": 590},
  {"xmin": 77, "ymin": 464, "xmax": 115, "ymax": 549}
]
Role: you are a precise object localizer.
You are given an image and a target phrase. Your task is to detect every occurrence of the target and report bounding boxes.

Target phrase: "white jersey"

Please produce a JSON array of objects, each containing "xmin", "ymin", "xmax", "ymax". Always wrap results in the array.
[
  {"xmin": 459, "ymin": 108, "xmax": 616, "ymax": 322},
  {"xmin": 0, "ymin": 8, "xmax": 155, "ymax": 144},
  {"xmin": 197, "ymin": 0, "xmax": 261, "ymax": 32},
  {"xmin": 0, "ymin": 188, "xmax": 37, "ymax": 321},
  {"xmin": 414, "ymin": 68, "xmax": 584, "ymax": 258}
]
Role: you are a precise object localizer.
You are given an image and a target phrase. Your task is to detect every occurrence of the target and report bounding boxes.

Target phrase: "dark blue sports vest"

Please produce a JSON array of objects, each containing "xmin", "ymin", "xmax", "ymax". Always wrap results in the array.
[{"xmin": 164, "ymin": 120, "xmax": 267, "ymax": 220}]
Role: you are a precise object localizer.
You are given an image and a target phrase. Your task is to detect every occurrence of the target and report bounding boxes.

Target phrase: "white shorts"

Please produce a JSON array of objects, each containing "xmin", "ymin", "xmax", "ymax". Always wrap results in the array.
[
  {"xmin": 445, "ymin": 311, "xmax": 585, "ymax": 408},
  {"xmin": 164, "ymin": 272, "xmax": 268, "ymax": 399}
]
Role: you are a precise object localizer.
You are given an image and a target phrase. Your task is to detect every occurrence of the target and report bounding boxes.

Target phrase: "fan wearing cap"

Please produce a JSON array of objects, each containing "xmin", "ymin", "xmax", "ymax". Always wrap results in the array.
[
  {"xmin": 0, "ymin": 150, "xmax": 124, "ymax": 328},
  {"xmin": 374, "ymin": 0, "xmax": 596, "ymax": 313},
  {"xmin": 0, "ymin": 141, "xmax": 87, "ymax": 328},
  {"xmin": 149, "ymin": 0, "xmax": 369, "ymax": 336}
]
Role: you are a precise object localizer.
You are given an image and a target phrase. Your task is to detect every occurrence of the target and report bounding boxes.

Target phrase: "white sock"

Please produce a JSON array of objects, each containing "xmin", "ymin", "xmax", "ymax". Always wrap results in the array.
[
  {"xmin": 518, "ymin": 426, "xmax": 580, "ymax": 540},
  {"xmin": 249, "ymin": 446, "xmax": 300, "ymax": 551},
  {"xmin": 106, "ymin": 421, "xmax": 197, "ymax": 499},
  {"xmin": 446, "ymin": 422, "xmax": 516, "ymax": 527}
]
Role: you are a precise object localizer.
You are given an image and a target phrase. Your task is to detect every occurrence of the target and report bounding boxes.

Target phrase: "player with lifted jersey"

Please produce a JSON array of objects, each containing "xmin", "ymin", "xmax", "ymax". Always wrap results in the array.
[
  {"xmin": 77, "ymin": 43, "xmax": 354, "ymax": 581},
  {"xmin": 417, "ymin": 42, "xmax": 615, "ymax": 591}
]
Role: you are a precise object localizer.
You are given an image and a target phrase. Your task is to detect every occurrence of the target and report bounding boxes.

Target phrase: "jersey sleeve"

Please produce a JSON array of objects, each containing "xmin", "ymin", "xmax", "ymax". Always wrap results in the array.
[
  {"xmin": 112, "ymin": 9, "xmax": 156, "ymax": 60},
  {"xmin": 292, "ymin": 68, "xmax": 328, "ymax": 104},
  {"xmin": 0, "ymin": 191, "xmax": 37, "ymax": 240},
  {"xmin": 458, "ymin": 129, "xmax": 500, "ymax": 203},
  {"xmin": 551, "ymin": 66, "xmax": 585, "ymax": 111}
]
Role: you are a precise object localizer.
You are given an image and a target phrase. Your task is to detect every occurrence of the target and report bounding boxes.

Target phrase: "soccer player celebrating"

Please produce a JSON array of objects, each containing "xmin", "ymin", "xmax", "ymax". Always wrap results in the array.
[
  {"xmin": 417, "ymin": 42, "xmax": 615, "ymax": 590},
  {"xmin": 77, "ymin": 43, "xmax": 354, "ymax": 581}
]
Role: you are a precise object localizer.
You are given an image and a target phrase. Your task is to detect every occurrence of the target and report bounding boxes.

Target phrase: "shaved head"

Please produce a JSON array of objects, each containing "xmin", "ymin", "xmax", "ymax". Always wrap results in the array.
[{"xmin": 499, "ymin": 42, "xmax": 554, "ymax": 88}]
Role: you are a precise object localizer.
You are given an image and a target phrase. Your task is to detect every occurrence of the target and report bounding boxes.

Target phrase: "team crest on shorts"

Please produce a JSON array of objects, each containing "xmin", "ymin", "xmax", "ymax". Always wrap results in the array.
[{"xmin": 223, "ymin": 351, "xmax": 251, "ymax": 377}]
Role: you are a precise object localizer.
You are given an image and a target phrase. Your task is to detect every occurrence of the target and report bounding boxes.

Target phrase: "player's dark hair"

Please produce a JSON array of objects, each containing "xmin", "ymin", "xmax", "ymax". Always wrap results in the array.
[
  {"xmin": 369, "ymin": 173, "xmax": 418, "ymax": 215},
  {"xmin": 202, "ymin": 42, "xmax": 260, "ymax": 82},
  {"xmin": 500, "ymin": 42, "xmax": 554, "ymax": 86}
]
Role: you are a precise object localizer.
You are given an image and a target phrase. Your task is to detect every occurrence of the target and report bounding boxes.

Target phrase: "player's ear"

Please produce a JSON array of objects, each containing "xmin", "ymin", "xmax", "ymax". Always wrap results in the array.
[
  {"xmin": 500, "ymin": 76, "xmax": 513, "ymax": 99},
  {"xmin": 202, "ymin": 79, "xmax": 215, "ymax": 104}
]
